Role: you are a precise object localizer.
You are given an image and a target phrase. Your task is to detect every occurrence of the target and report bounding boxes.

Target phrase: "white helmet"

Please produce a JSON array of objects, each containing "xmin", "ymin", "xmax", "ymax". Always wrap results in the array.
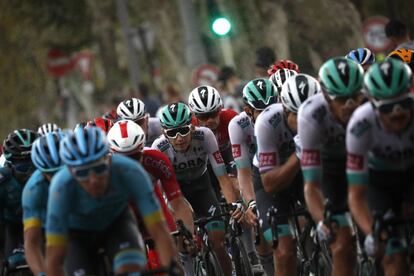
[
  {"xmin": 269, "ymin": 69, "xmax": 298, "ymax": 93},
  {"xmin": 117, "ymin": 98, "xmax": 146, "ymax": 121},
  {"xmin": 107, "ymin": 120, "xmax": 146, "ymax": 153},
  {"xmin": 280, "ymin": 73, "xmax": 321, "ymax": 113},
  {"xmin": 188, "ymin": 85, "xmax": 223, "ymax": 114},
  {"xmin": 37, "ymin": 123, "xmax": 61, "ymax": 136}
]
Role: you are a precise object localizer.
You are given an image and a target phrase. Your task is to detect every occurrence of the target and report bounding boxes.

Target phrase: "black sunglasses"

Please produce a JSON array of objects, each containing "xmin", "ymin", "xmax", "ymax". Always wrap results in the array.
[
  {"xmin": 165, "ymin": 125, "xmax": 191, "ymax": 139},
  {"xmin": 373, "ymin": 96, "xmax": 413, "ymax": 114}
]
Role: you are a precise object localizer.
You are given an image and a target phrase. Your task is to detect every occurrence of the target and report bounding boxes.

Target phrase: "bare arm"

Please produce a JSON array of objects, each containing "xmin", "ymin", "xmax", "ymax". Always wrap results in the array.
[
  {"xmin": 46, "ymin": 245, "xmax": 66, "ymax": 276},
  {"xmin": 170, "ymin": 197, "xmax": 194, "ymax": 233},
  {"xmin": 304, "ymin": 181, "xmax": 325, "ymax": 223},
  {"xmin": 237, "ymin": 167, "xmax": 255, "ymax": 203},
  {"xmin": 261, "ymin": 154, "xmax": 300, "ymax": 194},
  {"xmin": 348, "ymin": 185, "xmax": 372, "ymax": 235},
  {"xmin": 24, "ymin": 227, "xmax": 45, "ymax": 275},
  {"xmin": 217, "ymin": 174, "xmax": 239, "ymax": 203},
  {"xmin": 147, "ymin": 221, "xmax": 179, "ymax": 266}
]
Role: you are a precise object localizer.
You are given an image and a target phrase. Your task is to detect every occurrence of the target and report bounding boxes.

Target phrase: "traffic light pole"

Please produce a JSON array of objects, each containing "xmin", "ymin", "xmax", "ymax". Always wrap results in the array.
[{"xmin": 219, "ymin": 37, "xmax": 235, "ymax": 67}]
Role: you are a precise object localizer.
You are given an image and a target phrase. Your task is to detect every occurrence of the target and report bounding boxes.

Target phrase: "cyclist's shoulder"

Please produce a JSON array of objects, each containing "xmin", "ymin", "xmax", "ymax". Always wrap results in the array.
[
  {"xmin": 220, "ymin": 108, "xmax": 238, "ymax": 122},
  {"xmin": 151, "ymin": 135, "xmax": 171, "ymax": 152},
  {"xmin": 24, "ymin": 170, "xmax": 47, "ymax": 190},
  {"xmin": 193, "ymin": 126, "xmax": 211, "ymax": 140},
  {"xmin": 0, "ymin": 166, "xmax": 13, "ymax": 185},
  {"xmin": 143, "ymin": 149, "xmax": 171, "ymax": 165},
  {"xmin": 229, "ymin": 111, "xmax": 252, "ymax": 130},
  {"xmin": 256, "ymin": 103, "xmax": 284, "ymax": 129},
  {"xmin": 298, "ymin": 93, "xmax": 329, "ymax": 124}
]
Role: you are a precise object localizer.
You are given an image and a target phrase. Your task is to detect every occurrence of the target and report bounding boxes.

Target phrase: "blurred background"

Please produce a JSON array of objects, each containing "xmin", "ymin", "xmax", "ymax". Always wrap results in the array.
[{"xmin": 0, "ymin": 0, "xmax": 413, "ymax": 138}]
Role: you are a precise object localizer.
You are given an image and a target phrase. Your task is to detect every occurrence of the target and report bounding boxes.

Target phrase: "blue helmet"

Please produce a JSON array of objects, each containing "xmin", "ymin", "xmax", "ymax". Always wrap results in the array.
[
  {"xmin": 60, "ymin": 126, "xmax": 109, "ymax": 166},
  {"xmin": 31, "ymin": 132, "xmax": 65, "ymax": 172},
  {"xmin": 346, "ymin": 48, "xmax": 375, "ymax": 66}
]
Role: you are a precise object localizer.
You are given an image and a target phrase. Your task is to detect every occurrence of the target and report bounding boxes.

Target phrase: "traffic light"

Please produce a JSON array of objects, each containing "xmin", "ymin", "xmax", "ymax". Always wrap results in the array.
[{"xmin": 212, "ymin": 17, "xmax": 231, "ymax": 36}]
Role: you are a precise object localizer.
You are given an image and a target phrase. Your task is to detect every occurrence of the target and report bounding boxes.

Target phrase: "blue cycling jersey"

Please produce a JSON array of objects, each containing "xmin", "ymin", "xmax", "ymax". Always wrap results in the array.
[
  {"xmin": 22, "ymin": 170, "xmax": 49, "ymax": 230},
  {"xmin": 46, "ymin": 154, "xmax": 163, "ymax": 246},
  {"xmin": 0, "ymin": 166, "xmax": 25, "ymax": 223}
]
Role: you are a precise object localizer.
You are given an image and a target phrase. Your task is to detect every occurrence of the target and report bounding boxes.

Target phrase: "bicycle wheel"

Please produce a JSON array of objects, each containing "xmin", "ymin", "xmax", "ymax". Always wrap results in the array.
[
  {"xmin": 204, "ymin": 250, "xmax": 224, "ymax": 276},
  {"xmin": 230, "ymin": 237, "xmax": 253, "ymax": 276},
  {"xmin": 311, "ymin": 241, "xmax": 332, "ymax": 276}
]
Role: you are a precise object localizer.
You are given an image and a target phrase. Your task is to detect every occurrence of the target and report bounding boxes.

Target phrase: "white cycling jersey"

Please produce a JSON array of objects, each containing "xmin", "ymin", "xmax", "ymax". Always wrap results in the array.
[
  {"xmin": 228, "ymin": 111, "xmax": 258, "ymax": 169},
  {"xmin": 255, "ymin": 103, "xmax": 296, "ymax": 173},
  {"xmin": 151, "ymin": 126, "xmax": 227, "ymax": 182},
  {"xmin": 346, "ymin": 102, "xmax": 414, "ymax": 186},
  {"xmin": 298, "ymin": 93, "xmax": 346, "ymax": 183}
]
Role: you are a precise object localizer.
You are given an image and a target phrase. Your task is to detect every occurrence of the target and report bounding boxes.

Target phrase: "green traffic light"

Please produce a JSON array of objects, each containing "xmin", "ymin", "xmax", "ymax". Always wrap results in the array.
[{"xmin": 212, "ymin": 17, "xmax": 231, "ymax": 36}]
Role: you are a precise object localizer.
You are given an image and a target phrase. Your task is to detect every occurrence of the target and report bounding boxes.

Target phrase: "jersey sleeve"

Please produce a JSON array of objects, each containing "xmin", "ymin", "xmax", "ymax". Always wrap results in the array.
[
  {"xmin": 46, "ymin": 171, "xmax": 72, "ymax": 246},
  {"xmin": 298, "ymin": 112, "xmax": 323, "ymax": 183},
  {"xmin": 22, "ymin": 173, "xmax": 43, "ymax": 230},
  {"xmin": 123, "ymin": 161, "xmax": 165, "ymax": 227},
  {"xmin": 144, "ymin": 150, "xmax": 182, "ymax": 201},
  {"xmin": 204, "ymin": 128, "xmax": 227, "ymax": 177},
  {"xmin": 255, "ymin": 116, "xmax": 279, "ymax": 173},
  {"xmin": 228, "ymin": 117, "xmax": 251, "ymax": 169},
  {"xmin": 346, "ymin": 112, "xmax": 371, "ymax": 186}
]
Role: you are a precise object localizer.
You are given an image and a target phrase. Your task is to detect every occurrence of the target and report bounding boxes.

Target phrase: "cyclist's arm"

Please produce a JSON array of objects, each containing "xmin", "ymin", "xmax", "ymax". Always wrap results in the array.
[
  {"xmin": 298, "ymin": 115, "xmax": 325, "ymax": 223},
  {"xmin": 170, "ymin": 198, "xmax": 194, "ymax": 234},
  {"xmin": 25, "ymin": 228, "xmax": 45, "ymax": 275},
  {"xmin": 346, "ymin": 115, "xmax": 372, "ymax": 235},
  {"xmin": 46, "ymin": 246, "xmax": 66, "ymax": 276},
  {"xmin": 255, "ymin": 118, "xmax": 300, "ymax": 194}
]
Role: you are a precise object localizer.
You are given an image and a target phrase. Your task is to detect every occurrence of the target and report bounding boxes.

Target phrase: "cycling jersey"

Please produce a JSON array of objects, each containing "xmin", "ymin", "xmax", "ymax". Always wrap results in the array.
[
  {"xmin": 0, "ymin": 167, "xmax": 25, "ymax": 223},
  {"xmin": 298, "ymin": 93, "xmax": 346, "ymax": 183},
  {"xmin": 22, "ymin": 170, "xmax": 49, "ymax": 230},
  {"xmin": 46, "ymin": 154, "xmax": 163, "ymax": 246},
  {"xmin": 228, "ymin": 111, "xmax": 258, "ymax": 169},
  {"xmin": 151, "ymin": 126, "xmax": 227, "ymax": 182},
  {"xmin": 147, "ymin": 117, "xmax": 163, "ymax": 146},
  {"xmin": 255, "ymin": 103, "xmax": 295, "ymax": 173}
]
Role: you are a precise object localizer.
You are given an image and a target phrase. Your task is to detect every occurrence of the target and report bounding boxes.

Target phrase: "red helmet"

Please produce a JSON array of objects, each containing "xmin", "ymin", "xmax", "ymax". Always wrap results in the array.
[
  {"xmin": 267, "ymin": 59, "xmax": 300, "ymax": 76},
  {"xmin": 86, "ymin": 117, "xmax": 114, "ymax": 134}
]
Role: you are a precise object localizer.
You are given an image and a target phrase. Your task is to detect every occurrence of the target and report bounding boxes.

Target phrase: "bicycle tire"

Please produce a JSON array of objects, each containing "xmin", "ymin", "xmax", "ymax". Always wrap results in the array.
[
  {"xmin": 204, "ymin": 250, "xmax": 224, "ymax": 276},
  {"xmin": 230, "ymin": 237, "xmax": 253, "ymax": 276},
  {"xmin": 312, "ymin": 241, "xmax": 332, "ymax": 276}
]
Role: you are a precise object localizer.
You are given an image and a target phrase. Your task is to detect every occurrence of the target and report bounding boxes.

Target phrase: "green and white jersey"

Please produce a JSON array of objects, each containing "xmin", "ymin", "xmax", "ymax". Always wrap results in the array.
[{"xmin": 346, "ymin": 101, "xmax": 414, "ymax": 186}]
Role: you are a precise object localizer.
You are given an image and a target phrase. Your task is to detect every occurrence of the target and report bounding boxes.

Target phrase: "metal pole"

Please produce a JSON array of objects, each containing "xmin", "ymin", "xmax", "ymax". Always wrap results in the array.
[
  {"xmin": 116, "ymin": 0, "xmax": 140, "ymax": 91},
  {"xmin": 178, "ymin": 0, "xmax": 208, "ymax": 69},
  {"xmin": 219, "ymin": 37, "xmax": 235, "ymax": 67}
]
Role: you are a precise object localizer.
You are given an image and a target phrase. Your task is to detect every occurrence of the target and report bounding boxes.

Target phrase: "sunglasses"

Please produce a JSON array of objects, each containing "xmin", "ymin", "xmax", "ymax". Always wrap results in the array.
[
  {"xmin": 328, "ymin": 93, "xmax": 364, "ymax": 104},
  {"xmin": 164, "ymin": 125, "xmax": 191, "ymax": 139},
  {"xmin": 373, "ymin": 96, "xmax": 413, "ymax": 114},
  {"xmin": 195, "ymin": 110, "xmax": 220, "ymax": 121},
  {"xmin": 12, "ymin": 162, "xmax": 35, "ymax": 174},
  {"xmin": 71, "ymin": 158, "xmax": 109, "ymax": 181}
]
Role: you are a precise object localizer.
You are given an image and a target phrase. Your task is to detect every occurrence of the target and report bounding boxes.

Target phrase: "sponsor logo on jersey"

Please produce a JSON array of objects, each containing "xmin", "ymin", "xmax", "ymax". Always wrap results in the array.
[
  {"xmin": 237, "ymin": 116, "xmax": 250, "ymax": 129},
  {"xmin": 143, "ymin": 156, "xmax": 172, "ymax": 178},
  {"xmin": 173, "ymin": 158, "xmax": 205, "ymax": 171},
  {"xmin": 213, "ymin": 151, "xmax": 224, "ymax": 164},
  {"xmin": 301, "ymin": 150, "xmax": 321, "ymax": 166},
  {"xmin": 193, "ymin": 130, "xmax": 205, "ymax": 140},
  {"xmin": 347, "ymin": 153, "xmax": 363, "ymax": 170},
  {"xmin": 157, "ymin": 139, "xmax": 170, "ymax": 152},
  {"xmin": 350, "ymin": 119, "xmax": 371, "ymax": 138},
  {"xmin": 259, "ymin": 152, "xmax": 277, "ymax": 167},
  {"xmin": 232, "ymin": 144, "xmax": 241, "ymax": 158},
  {"xmin": 268, "ymin": 112, "xmax": 282, "ymax": 129},
  {"xmin": 312, "ymin": 105, "xmax": 327, "ymax": 123}
]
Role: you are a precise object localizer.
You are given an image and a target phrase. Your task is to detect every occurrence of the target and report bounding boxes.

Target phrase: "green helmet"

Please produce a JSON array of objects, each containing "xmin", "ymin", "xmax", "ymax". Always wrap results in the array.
[
  {"xmin": 242, "ymin": 78, "xmax": 277, "ymax": 110},
  {"xmin": 364, "ymin": 58, "xmax": 412, "ymax": 100},
  {"xmin": 318, "ymin": 57, "xmax": 364, "ymax": 98},
  {"xmin": 159, "ymin": 102, "xmax": 192, "ymax": 129}
]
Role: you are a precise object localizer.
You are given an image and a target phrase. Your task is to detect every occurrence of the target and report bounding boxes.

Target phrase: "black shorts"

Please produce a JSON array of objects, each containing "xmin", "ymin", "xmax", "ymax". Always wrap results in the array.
[
  {"xmin": 65, "ymin": 207, "xmax": 145, "ymax": 275},
  {"xmin": 252, "ymin": 165, "xmax": 304, "ymax": 239},
  {"xmin": 321, "ymin": 169, "xmax": 348, "ymax": 213}
]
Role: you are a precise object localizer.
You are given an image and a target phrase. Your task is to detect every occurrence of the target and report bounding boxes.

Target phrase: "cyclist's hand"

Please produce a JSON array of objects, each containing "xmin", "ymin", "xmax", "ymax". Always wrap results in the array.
[
  {"xmin": 364, "ymin": 234, "xmax": 377, "ymax": 257},
  {"xmin": 230, "ymin": 201, "xmax": 245, "ymax": 223},
  {"xmin": 245, "ymin": 200, "xmax": 258, "ymax": 226},
  {"xmin": 316, "ymin": 220, "xmax": 331, "ymax": 242}
]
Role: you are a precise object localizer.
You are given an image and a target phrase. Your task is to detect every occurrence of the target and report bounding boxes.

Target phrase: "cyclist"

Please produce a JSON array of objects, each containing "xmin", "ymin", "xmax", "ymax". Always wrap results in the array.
[
  {"xmin": 153, "ymin": 102, "xmax": 242, "ymax": 276},
  {"xmin": 346, "ymin": 47, "xmax": 376, "ymax": 71},
  {"xmin": 0, "ymin": 129, "xmax": 38, "ymax": 266},
  {"xmin": 117, "ymin": 97, "xmax": 163, "ymax": 146},
  {"xmin": 188, "ymin": 85, "xmax": 261, "ymax": 270},
  {"xmin": 22, "ymin": 132, "xmax": 66, "ymax": 275},
  {"xmin": 387, "ymin": 48, "xmax": 414, "ymax": 72},
  {"xmin": 107, "ymin": 120, "xmax": 194, "ymax": 235},
  {"xmin": 228, "ymin": 78, "xmax": 278, "ymax": 276},
  {"xmin": 269, "ymin": 68, "xmax": 298, "ymax": 93},
  {"xmin": 37, "ymin": 123, "xmax": 61, "ymax": 136},
  {"xmin": 347, "ymin": 58, "xmax": 413, "ymax": 275},
  {"xmin": 86, "ymin": 117, "xmax": 114, "ymax": 134},
  {"xmin": 267, "ymin": 59, "xmax": 300, "ymax": 76},
  {"xmin": 46, "ymin": 127, "xmax": 180, "ymax": 275},
  {"xmin": 255, "ymin": 74, "xmax": 321, "ymax": 276},
  {"xmin": 298, "ymin": 57, "xmax": 364, "ymax": 276}
]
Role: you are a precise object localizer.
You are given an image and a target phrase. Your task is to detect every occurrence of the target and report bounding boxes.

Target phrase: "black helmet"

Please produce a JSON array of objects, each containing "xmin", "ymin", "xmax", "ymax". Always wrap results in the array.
[{"xmin": 3, "ymin": 129, "xmax": 38, "ymax": 162}]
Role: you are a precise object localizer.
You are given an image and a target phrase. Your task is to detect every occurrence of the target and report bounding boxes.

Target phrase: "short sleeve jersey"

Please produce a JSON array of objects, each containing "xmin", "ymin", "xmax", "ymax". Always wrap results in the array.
[
  {"xmin": 151, "ymin": 126, "xmax": 227, "ymax": 182},
  {"xmin": 46, "ymin": 154, "xmax": 162, "ymax": 246},
  {"xmin": 255, "ymin": 103, "xmax": 296, "ymax": 173},
  {"xmin": 228, "ymin": 111, "xmax": 258, "ymax": 169},
  {"xmin": 142, "ymin": 149, "xmax": 182, "ymax": 201},
  {"xmin": 22, "ymin": 170, "xmax": 49, "ymax": 230},
  {"xmin": 346, "ymin": 102, "xmax": 414, "ymax": 186},
  {"xmin": 298, "ymin": 93, "xmax": 347, "ymax": 183}
]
